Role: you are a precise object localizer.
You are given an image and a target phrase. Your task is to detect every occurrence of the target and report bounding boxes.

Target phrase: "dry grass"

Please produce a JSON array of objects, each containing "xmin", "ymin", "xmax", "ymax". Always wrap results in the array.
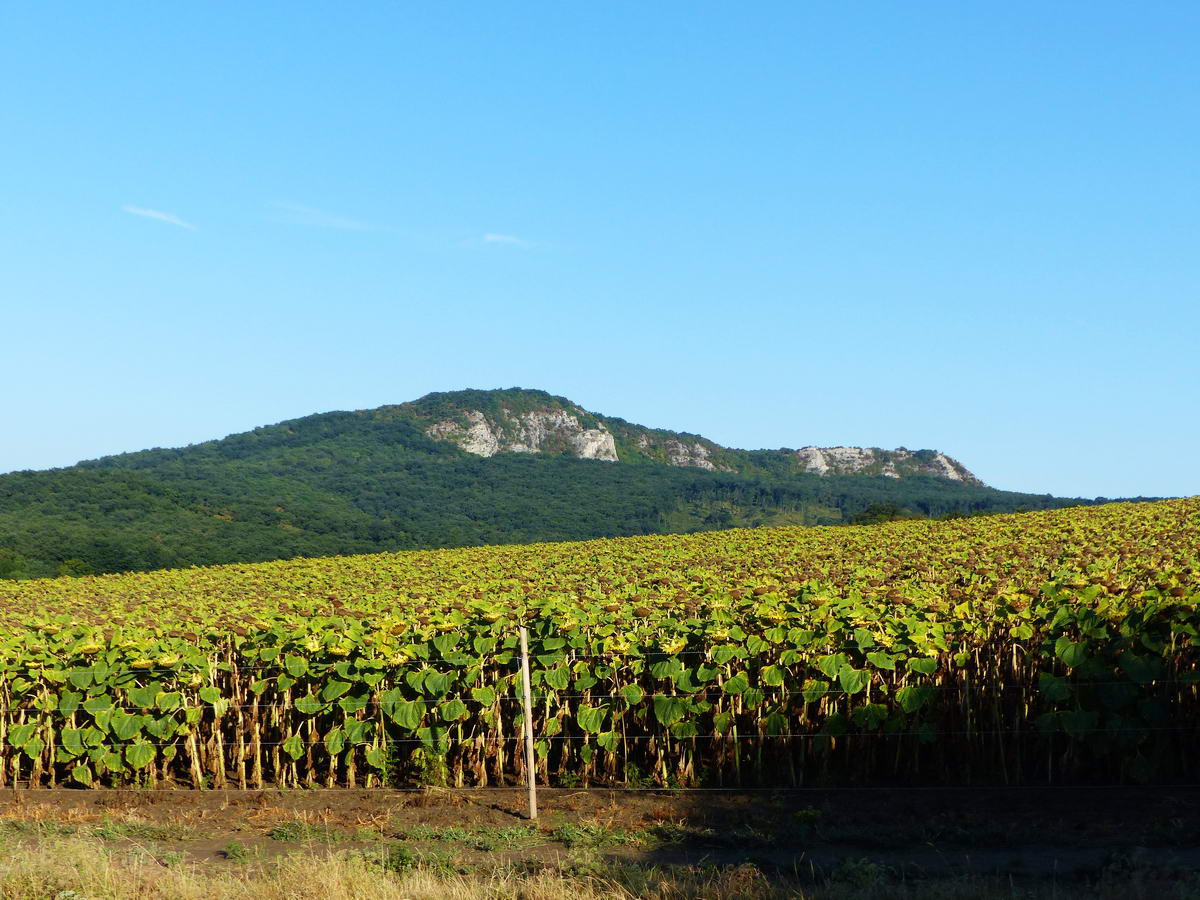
[
  {"xmin": 0, "ymin": 835, "xmax": 787, "ymax": 900},
  {"xmin": 2, "ymin": 832, "xmax": 1198, "ymax": 900}
]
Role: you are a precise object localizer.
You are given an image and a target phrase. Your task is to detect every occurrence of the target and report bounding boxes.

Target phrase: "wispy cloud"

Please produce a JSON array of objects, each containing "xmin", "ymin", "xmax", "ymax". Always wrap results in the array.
[
  {"xmin": 122, "ymin": 205, "xmax": 195, "ymax": 230},
  {"xmin": 270, "ymin": 202, "xmax": 369, "ymax": 231},
  {"xmin": 483, "ymin": 233, "xmax": 533, "ymax": 247}
]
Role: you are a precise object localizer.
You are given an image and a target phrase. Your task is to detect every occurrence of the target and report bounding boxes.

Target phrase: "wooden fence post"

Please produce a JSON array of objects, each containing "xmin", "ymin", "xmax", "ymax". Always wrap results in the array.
[{"xmin": 518, "ymin": 626, "xmax": 538, "ymax": 820}]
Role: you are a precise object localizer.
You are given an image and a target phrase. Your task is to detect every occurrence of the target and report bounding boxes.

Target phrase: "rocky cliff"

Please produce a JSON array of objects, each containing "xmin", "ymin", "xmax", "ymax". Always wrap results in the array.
[
  {"xmin": 396, "ymin": 388, "xmax": 982, "ymax": 485},
  {"xmin": 424, "ymin": 408, "xmax": 618, "ymax": 461},
  {"xmin": 794, "ymin": 446, "xmax": 980, "ymax": 484}
]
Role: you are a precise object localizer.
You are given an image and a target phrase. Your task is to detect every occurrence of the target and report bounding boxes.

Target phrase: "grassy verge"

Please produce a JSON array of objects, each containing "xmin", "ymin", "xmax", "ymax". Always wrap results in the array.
[{"xmin": 2, "ymin": 832, "xmax": 1199, "ymax": 899}]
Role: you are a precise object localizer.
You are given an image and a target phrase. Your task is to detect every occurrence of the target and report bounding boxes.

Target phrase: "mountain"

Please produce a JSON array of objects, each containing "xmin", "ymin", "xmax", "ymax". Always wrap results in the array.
[
  {"xmin": 395, "ymin": 388, "xmax": 983, "ymax": 482},
  {"xmin": 0, "ymin": 388, "xmax": 1091, "ymax": 579}
]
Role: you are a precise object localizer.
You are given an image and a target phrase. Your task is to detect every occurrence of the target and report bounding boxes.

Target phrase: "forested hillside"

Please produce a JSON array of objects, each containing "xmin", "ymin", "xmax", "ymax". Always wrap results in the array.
[{"xmin": 0, "ymin": 395, "xmax": 1097, "ymax": 579}]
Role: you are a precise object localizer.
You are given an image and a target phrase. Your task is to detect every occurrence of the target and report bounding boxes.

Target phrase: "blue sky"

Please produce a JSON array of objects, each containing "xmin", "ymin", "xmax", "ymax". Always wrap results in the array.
[{"xmin": 2, "ymin": 3, "xmax": 1196, "ymax": 498}]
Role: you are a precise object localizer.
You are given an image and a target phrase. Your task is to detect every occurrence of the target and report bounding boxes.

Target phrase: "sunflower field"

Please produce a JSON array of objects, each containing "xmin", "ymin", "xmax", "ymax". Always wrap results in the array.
[{"xmin": 0, "ymin": 498, "xmax": 1196, "ymax": 789}]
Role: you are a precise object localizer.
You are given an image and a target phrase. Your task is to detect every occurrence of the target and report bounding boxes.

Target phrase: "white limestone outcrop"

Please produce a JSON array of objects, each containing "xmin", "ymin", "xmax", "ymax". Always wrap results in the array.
[
  {"xmin": 795, "ymin": 446, "xmax": 976, "ymax": 483},
  {"xmin": 664, "ymin": 440, "xmax": 719, "ymax": 471},
  {"xmin": 425, "ymin": 409, "xmax": 618, "ymax": 461}
]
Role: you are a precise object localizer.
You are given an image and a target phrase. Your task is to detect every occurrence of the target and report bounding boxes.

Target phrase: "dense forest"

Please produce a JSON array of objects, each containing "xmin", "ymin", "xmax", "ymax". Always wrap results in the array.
[{"xmin": 0, "ymin": 406, "xmax": 1105, "ymax": 579}]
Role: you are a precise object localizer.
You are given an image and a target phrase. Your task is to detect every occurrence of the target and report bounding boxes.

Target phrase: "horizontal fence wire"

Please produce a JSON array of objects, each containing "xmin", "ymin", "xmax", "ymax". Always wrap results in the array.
[
  {"xmin": 3, "ymin": 679, "xmax": 1198, "ymax": 715},
  {"xmin": 21, "ymin": 725, "xmax": 1200, "ymax": 749},
  {"xmin": 30, "ymin": 640, "xmax": 1125, "ymax": 674},
  {"xmin": 4, "ymin": 633, "xmax": 1196, "ymax": 794},
  {"xmin": 4, "ymin": 784, "xmax": 1200, "ymax": 794}
]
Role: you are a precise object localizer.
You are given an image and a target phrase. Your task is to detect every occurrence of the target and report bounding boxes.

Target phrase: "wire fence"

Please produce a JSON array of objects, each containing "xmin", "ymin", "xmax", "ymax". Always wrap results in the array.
[
  {"xmin": 9, "ymin": 677, "xmax": 1200, "ymax": 716},
  {"xmin": 2, "ymin": 627, "xmax": 1198, "ymax": 805}
]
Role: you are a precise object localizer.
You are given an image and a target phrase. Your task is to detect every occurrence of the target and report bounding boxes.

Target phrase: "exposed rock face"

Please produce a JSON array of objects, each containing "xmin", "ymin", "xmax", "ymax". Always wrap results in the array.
[
  {"xmin": 796, "ymin": 446, "xmax": 870, "ymax": 476},
  {"xmin": 795, "ymin": 446, "xmax": 980, "ymax": 484},
  {"xmin": 928, "ymin": 452, "xmax": 973, "ymax": 482},
  {"xmin": 426, "ymin": 411, "xmax": 501, "ymax": 456},
  {"xmin": 409, "ymin": 388, "xmax": 984, "ymax": 484},
  {"xmin": 425, "ymin": 409, "xmax": 618, "ymax": 461},
  {"xmin": 664, "ymin": 440, "xmax": 719, "ymax": 471},
  {"xmin": 508, "ymin": 411, "xmax": 618, "ymax": 461}
]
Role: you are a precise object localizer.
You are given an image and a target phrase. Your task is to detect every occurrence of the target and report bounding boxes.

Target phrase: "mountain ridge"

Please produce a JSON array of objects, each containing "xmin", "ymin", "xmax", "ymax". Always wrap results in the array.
[
  {"xmin": 384, "ymin": 387, "xmax": 983, "ymax": 484},
  {"xmin": 0, "ymin": 387, "xmax": 1094, "ymax": 579}
]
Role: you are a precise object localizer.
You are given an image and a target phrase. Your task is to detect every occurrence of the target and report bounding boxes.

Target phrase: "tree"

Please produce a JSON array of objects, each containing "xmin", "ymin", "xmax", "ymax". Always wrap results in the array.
[
  {"xmin": 57, "ymin": 558, "xmax": 94, "ymax": 577},
  {"xmin": 0, "ymin": 550, "xmax": 28, "ymax": 579},
  {"xmin": 850, "ymin": 503, "xmax": 922, "ymax": 525}
]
